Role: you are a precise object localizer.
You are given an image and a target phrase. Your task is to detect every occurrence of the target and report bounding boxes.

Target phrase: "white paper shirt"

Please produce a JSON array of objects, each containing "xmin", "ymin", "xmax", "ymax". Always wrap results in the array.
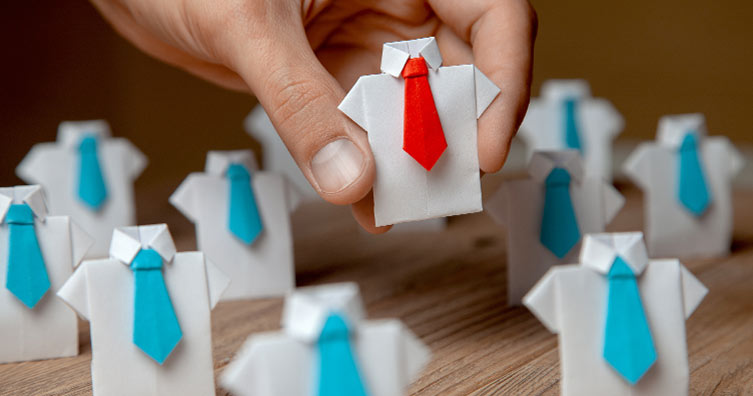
[
  {"xmin": 519, "ymin": 80, "xmax": 624, "ymax": 182},
  {"xmin": 170, "ymin": 150, "xmax": 299, "ymax": 300},
  {"xmin": 524, "ymin": 233, "xmax": 708, "ymax": 396},
  {"xmin": 0, "ymin": 185, "xmax": 93, "ymax": 363},
  {"xmin": 623, "ymin": 114, "xmax": 744, "ymax": 257},
  {"xmin": 338, "ymin": 37, "xmax": 500, "ymax": 226},
  {"xmin": 16, "ymin": 120, "xmax": 147, "ymax": 258},
  {"xmin": 485, "ymin": 151, "xmax": 624, "ymax": 305},
  {"xmin": 221, "ymin": 282, "xmax": 431, "ymax": 396},
  {"xmin": 58, "ymin": 224, "xmax": 230, "ymax": 396}
]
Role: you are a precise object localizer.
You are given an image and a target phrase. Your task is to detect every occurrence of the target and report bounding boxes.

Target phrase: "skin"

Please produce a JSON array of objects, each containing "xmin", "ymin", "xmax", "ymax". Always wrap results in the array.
[{"xmin": 90, "ymin": 0, "xmax": 537, "ymax": 233}]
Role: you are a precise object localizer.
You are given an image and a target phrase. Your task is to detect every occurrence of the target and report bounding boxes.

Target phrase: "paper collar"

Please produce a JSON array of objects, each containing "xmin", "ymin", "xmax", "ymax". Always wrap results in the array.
[
  {"xmin": 281, "ymin": 282, "xmax": 366, "ymax": 343},
  {"xmin": 110, "ymin": 224, "xmax": 177, "ymax": 266},
  {"xmin": 0, "ymin": 185, "xmax": 48, "ymax": 222},
  {"xmin": 57, "ymin": 120, "xmax": 112, "ymax": 150},
  {"xmin": 540, "ymin": 79, "xmax": 591, "ymax": 102},
  {"xmin": 380, "ymin": 37, "xmax": 443, "ymax": 78},
  {"xmin": 205, "ymin": 150, "xmax": 259, "ymax": 176},
  {"xmin": 528, "ymin": 150, "xmax": 585, "ymax": 184},
  {"xmin": 656, "ymin": 113, "xmax": 707, "ymax": 149},
  {"xmin": 580, "ymin": 232, "xmax": 649, "ymax": 276}
]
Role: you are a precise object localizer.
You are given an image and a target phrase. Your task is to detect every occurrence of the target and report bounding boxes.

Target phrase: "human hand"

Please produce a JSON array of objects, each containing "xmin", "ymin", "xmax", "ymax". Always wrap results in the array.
[{"xmin": 91, "ymin": 0, "xmax": 537, "ymax": 233}]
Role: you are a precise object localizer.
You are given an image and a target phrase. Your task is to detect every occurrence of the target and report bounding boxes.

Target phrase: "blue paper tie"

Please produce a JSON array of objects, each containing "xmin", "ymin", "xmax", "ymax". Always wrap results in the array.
[
  {"xmin": 563, "ymin": 98, "xmax": 583, "ymax": 153},
  {"xmin": 603, "ymin": 256, "xmax": 657, "ymax": 385},
  {"xmin": 540, "ymin": 167, "xmax": 581, "ymax": 258},
  {"xmin": 131, "ymin": 248, "xmax": 182, "ymax": 365},
  {"xmin": 316, "ymin": 312, "xmax": 370, "ymax": 396},
  {"xmin": 77, "ymin": 135, "xmax": 108, "ymax": 210},
  {"xmin": 227, "ymin": 163, "xmax": 264, "ymax": 245},
  {"xmin": 677, "ymin": 133, "xmax": 711, "ymax": 216},
  {"xmin": 5, "ymin": 204, "xmax": 50, "ymax": 309}
]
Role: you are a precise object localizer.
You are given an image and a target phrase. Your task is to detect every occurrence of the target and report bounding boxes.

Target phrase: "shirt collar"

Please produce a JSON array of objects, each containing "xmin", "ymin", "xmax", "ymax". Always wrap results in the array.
[
  {"xmin": 109, "ymin": 224, "xmax": 177, "ymax": 266},
  {"xmin": 204, "ymin": 150, "xmax": 259, "ymax": 176},
  {"xmin": 527, "ymin": 150, "xmax": 585, "ymax": 184},
  {"xmin": 656, "ymin": 113, "xmax": 707, "ymax": 149},
  {"xmin": 0, "ymin": 185, "xmax": 48, "ymax": 222},
  {"xmin": 281, "ymin": 282, "xmax": 366, "ymax": 343},
  {"xmin": 57, "ymin": 120, "xmax": 112, "ymax": 150},
  {"xmin": 540, "ymin": 79, "xmax": 591, "ymax": 102},
  {"xmin": 380, "ymin": 37, "xmax": 443, "ymax": 78},
  {"xmin": 579, "ymin": 232, "xmax": 649, "ymax": 276}
]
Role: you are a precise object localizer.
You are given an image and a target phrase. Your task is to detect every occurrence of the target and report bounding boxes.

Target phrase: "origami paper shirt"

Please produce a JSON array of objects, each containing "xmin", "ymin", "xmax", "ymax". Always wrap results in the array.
[
  {"xmin": 221, "ymin": 282, "xmax": 431, "ymax": 396},
  {"xmin": 58, "ymin": 224, "xmax": 229, "ymax": 396},
  {"xmin": 524, "ymin": 232, "xmax": 707, "ymax": 396},
  {"xmin": 519, "ymin": 80, "xmax": 624, "ymax": 182},
  {"xmin": 623, "ymin": 114, "xmax": 744, "ymax": 258},
  {"xmin": 338, "ymin": 36, "xmax": 500, "ymax": 227},
  {"xmin": 0, "ymin": 185, "xmax": 92, "ymax": 363},
  {"xmin": 485, "ymin": 151, "xmax": 624, "ymax": 305},
  {"xmin": 170, "ymin": 150, "xmax": 299, "ymax": 300},
  {"xmin": 17, "ymin": 120, "xmax": 147, "ymax": 258}
]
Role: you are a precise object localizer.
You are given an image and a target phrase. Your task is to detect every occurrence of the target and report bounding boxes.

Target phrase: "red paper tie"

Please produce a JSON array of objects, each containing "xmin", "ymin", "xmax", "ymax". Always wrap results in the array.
[{"xmin": 402, "ymin": 57, "xmax": 447, "ymax": 171}]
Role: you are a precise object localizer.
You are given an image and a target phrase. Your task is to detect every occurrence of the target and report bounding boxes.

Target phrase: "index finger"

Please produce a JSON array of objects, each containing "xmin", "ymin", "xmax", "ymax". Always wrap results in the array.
[{"xmin": 429, "ymin": 0, "xmax": 537, "ymax": 173}]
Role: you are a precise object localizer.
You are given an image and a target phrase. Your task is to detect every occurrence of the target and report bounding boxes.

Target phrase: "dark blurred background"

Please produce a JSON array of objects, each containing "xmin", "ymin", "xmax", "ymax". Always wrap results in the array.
[{"xmin": 1, "ymin": 1, "xmax": 752, "ymax": 225}]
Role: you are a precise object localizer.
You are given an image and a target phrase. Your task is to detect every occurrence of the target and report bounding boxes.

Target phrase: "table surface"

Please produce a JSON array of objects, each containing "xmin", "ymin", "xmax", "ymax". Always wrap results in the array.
[{"xmin": 2, "ymin": 179, "xmax": 753, "ymax": 396}]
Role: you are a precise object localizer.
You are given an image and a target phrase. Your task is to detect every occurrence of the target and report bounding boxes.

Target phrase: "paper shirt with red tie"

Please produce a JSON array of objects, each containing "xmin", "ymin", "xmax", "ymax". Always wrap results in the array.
[{"xmin": 338, "ymin": 37, "xmax": 500, "ymax": 227}]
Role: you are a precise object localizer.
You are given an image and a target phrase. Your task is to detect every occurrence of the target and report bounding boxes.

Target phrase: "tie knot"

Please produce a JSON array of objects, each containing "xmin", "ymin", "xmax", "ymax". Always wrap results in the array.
[
  {"xmin": 607, "ymin": 256, "xmax": 635, "ymax": 279},
  {"xmin": 545, "ymin": 167, "xmax": 571, "ymax": 186},
  {"xmin": 679, "ymin": 132, "xmax": 699, "ymax": 152},
  {"xmin": 401, "ymin": 57, "xmax": 429, "ymax": 78},
  {"xmin": 318, "ymin": 313, "xmax": 352, "ymax": 343},
  {"xmin": 563, "ymin": 97, "xmax": 578, "ymax": 110},
  {"xmin": 5, "ymin": 204, "xmax": 34, "ymax": 225},
  {"xmin": 226, "ymin": 163, "xmax": 250, "ymax": 181},
  {"xmin": 79, "ymin": 135, "xmax": 99, "ymax": 153},
  {"xmin": 131, "ymin": 248, "xmax": 163, "ymax": 271}
]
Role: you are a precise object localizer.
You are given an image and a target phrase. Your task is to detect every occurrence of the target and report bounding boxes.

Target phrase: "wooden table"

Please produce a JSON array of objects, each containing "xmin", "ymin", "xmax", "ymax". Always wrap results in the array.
[{"xmin": 2, "ymin": 179, "xmax": 753, "ymax": 395}]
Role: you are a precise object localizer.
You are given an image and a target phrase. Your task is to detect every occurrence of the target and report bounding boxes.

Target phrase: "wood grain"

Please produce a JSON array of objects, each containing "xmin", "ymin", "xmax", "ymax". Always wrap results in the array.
[{"xmin": 2, "ymin": 181, "xmax": 753, "ymax": 396}]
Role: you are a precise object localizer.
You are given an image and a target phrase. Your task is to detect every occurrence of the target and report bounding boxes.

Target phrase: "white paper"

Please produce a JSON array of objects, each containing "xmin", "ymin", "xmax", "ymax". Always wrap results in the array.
[
  {"xmin": 58, "ymin": 224, "xmax": 229, "ymax": 396},
  {"xmin": 338, "ymin": 37, "xmax": 500, "ymax": 227},
  {"xmin": 170, "ymin": 150, "xmax": 297, "ymax": 300},
  {"xmin": 518, "ymin": 80, "xmax": 624, "ymax": 182},
  {"xmin": 524, "ymin": 232, "xmax": 708, "ymax": 396},
  {"xmin": 622, "ymin": 114, "xmax": 744, "ymax": 258},
  {"xmin": 220, "ymin": 282, "xmax": 431, "ymax": 396},
  {"xmin": 485, "ymin": 151, "xmax": 624, "ymax": 305},
  {"xmin": 16, "ymin": 120, "xmax": 147, "ymax": 258},
  {"xmin": 0, "ymin": 185, "xmax": 93, "ymax": 363}
]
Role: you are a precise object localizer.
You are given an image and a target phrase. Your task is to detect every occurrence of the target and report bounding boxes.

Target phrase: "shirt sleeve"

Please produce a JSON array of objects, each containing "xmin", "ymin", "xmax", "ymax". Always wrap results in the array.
[
  {"xmin": 400, "ymin": 322, "xmax": 431, "ymax": 384},
  {"xmin": 121, "ymin": 139, "xmax": 148, "ymax": 180},
  {"xmin": 284, "ymin": 175, "xmax": 304, "ymax": 214},
  {"xmin": 169, "ymin": 174, "xmax": 200, "ymax": 223},
  {"xmin": 722, "ymin": 137, "xmax": 745, "ymax": 178},
  {"xmin": 523, "ymin": 267, "xmax": 560, "ymax": 333},
  {"xmin": 57, "ymin": 262, "xmax": 91, "ymax": 321},
  {"xmin": 621, "ymin": 143, "xmax": 653, "ymax": 189},
  {"xmin": 204, "ymin": 255, "xmax": 230, "ymax": 310},
  {"xmin": 517, "ymin": 99, "xmax": 544, "ymax": 144},
  {"xmin": 473, "ymin": 66, "xmax": 501, "ymax": 119},
  {"xmin": 484, "ymin": 184, "xmax": 510, "ymax": 226},
  {"xmin": 69, "ymin": 218, "xmax": 94, "ymax": 267},
  {"xmin": 680, "ymin": 263, "xmax": 708, "ymax": 319},
  {"xmin": 588, "ymin": 99, "xmax": 624, "ymax": 139},
  {"xmin": 15, "ymin": 144, "xmax": 48, "ymax": 185},
  {"xmin": 601, "ymin": 182, "xmax": 625, "ymax": 224},
  {"xmin": 337, "ymin": 77, "xmax": 369, "ymax": 132}
]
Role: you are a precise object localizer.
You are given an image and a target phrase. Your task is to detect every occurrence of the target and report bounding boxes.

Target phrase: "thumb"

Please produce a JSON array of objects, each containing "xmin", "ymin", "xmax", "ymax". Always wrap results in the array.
[{"xmin": 231, "ymin": 18, "xmax": 374, "ymax": 206}]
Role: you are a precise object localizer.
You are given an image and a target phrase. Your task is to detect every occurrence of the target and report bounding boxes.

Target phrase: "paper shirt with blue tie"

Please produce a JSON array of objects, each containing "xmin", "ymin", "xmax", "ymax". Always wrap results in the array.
[
  {"xmin": 170, "ymin": 150, "xmax": 300, "ymax": 301},
  {"xmin": 16, "ymin": 120, "xmax": 147, "ymax": 259},
  {"xmin": 58, "ymin": 224, "xmax": 230, "ymax": 396},
  {"xmin": 0, "ymin": 185, "xmax": 93, "ymax": 364},
  {"xmin": 485, "ymin": 151, "xmax": 624, "ymax": 305},
  {"xmin": 524, "ymin": 232, "xmax": 707, "ymax": 396},
  {"xmin": 623, "ymin": 113, "xmax": 744, "ymax": 258},
  {"xmin": 519, "ymin": 79, "xmax": 624, "ymax": 182},
  {"xmin": 221, "ymin": 282, "xmax": 431, "ymax": 396}
]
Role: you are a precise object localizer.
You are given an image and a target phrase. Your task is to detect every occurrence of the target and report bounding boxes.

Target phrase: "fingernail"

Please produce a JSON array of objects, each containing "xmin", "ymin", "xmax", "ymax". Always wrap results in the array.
[{"xmin": 311, "ymin": 139, "xmax": 365, "ymax": 193}]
